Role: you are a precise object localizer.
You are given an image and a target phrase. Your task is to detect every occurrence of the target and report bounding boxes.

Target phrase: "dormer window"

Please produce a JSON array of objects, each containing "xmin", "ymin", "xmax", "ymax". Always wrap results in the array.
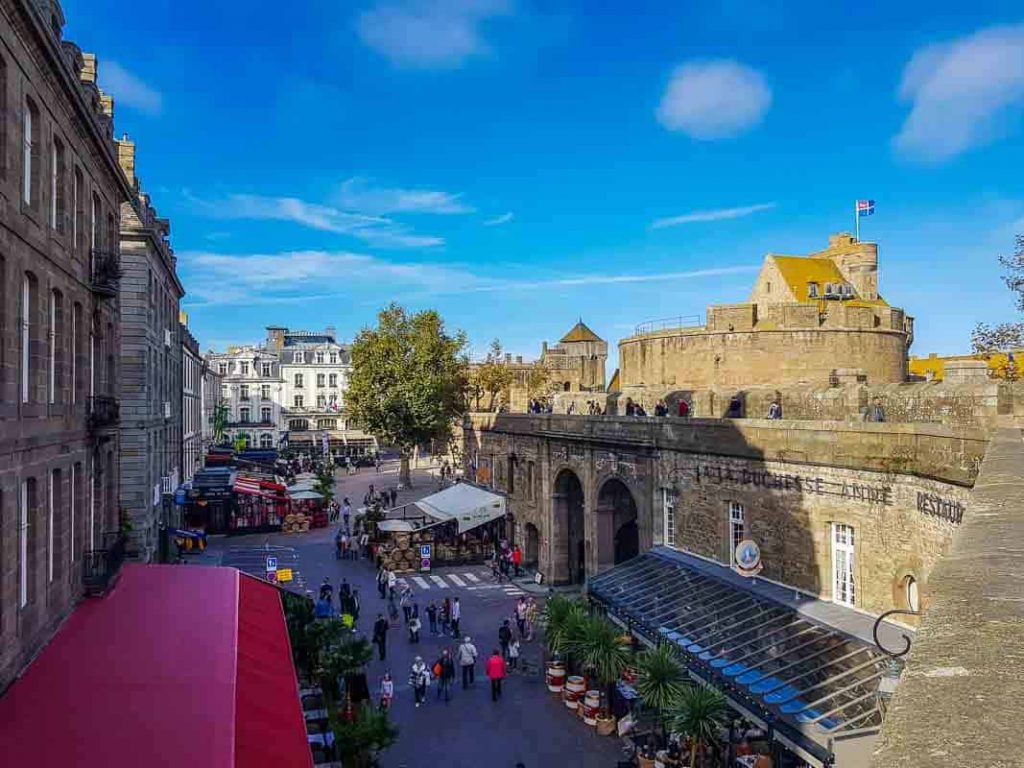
[{"xmin": 808, "ymin": 282, "xmax": 819, "ymax": 298}]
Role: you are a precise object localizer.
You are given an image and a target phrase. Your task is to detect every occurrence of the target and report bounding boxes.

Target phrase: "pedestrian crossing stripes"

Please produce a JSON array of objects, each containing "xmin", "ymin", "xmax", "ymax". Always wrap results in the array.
[{"xmin": 399, "ymin": 570, "xmax": 527, "ymax": 595}]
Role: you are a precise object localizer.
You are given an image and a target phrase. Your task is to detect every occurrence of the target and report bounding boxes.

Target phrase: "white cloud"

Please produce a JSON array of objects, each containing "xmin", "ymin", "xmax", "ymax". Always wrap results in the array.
[
  {"xmin": 186, "ymin": 192, "xmax": 444, "ymax": 249},
  {"xmin": 656, "ymin": 60, "xmax": 771, "ymax": 139},
  {"xmin": 99, "ymin": 62, "xmax": 163, "ymax": 116},
  {"xmin": 356, "ymin": 0, "xmax": 511, "ymax": 68},
  {"xmin": 651, "ymin": 202, "xmax": 776, "ymax": 230},
  {"xmin": 894, "ymin": 23, "xmax": 1024, "ymax": 163},
  {"xmin": 336, "ymin": 178, "xmax": 474, "ymax": 214},
  {"xmin": 483, "ymin": 211, "xmax": 514, "ymax": 226},
  {"xmin": 180, "ymin": 247, "xmax": 756, "ymax": 307}
]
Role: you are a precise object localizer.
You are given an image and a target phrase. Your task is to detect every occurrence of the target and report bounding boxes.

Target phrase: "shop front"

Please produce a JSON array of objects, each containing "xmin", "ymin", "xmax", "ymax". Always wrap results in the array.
[
  {"xmin": 376, "ymin": 484, "xmax": 508, "ymax": 572},
  {"xmin": 589, "ymin": 548, "xmax": 906, "ymax": 768}
]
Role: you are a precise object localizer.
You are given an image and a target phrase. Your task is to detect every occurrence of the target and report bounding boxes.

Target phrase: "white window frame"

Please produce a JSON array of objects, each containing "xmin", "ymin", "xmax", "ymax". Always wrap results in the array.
[
  {"xmin": 329, "ymin": 373, "xmax": 337, "ymax": 387},
  {"xmin": 21, "ymin": 276, "xmax": 31, "ymax": 403},
  {"xmin": 317, "ymin": 373, "xmax": 325, "ymax": 388},
  {"xmin": 261, "ymin": 406, "xmax": 271, "ymax": 422},
  {"xmin": 240, "ymin": 406, "xmax": 251, "ymax": 423},
  {"xmin": 70, "ymin": 305, "xmax": 76, "ymax": 404},
  {"xmin": 329, "ymin": 352, "xmax": 338, "ymax": 364},
  {"xmin": 70, "ymin": 463, "xmax": 76, "ymax": 563},
  {"xmin": 316, "ymin": 351, "xmax": 324, "ymax": 364},
  {"xmin": 50, "ymin": 142, "xmax": 58, "ymax": 228},
  {"xmin": 728, "ymin": 501, "xmax": 745, "ymax": 567},
  {"xmin": 19, "ymin": 480, "xmax": 29, "ymax": 608},
  {"xmin": 261, "ymin": 362, "xmax": 272, "ymax": 377},
  {"xmin": 294, "ymin": 394, "xmax": 303, "ymax": 408},
  {"xmin": 240, "ymin": 362, "xmax": 249, "ymax": 375},
  {"xmin": 48, "ymin": 470, "xmax": 55, "ymax": 582},
  {"xmin": 72, "ymin": 169, "xmax": 79, "ymax": 246},
  {"xmin": 294, "ymin": 373, "xmax": 303, "ymax": 388},
  {"xmin": 662, "ymin": 488, "xmax": 677, "ymax": 548},
  {"xmin": 831, "ymin": 523, "xmax": 856, "ymax": 606},
  {"xmin": 90, "ymin": 195, "xmax": 98, "ymax": 250},
  {"xmin": 48, "ymin": 292, "xmax": 56, "ymax": 403},
  {"xmin": 22, "ymin": 101, "xmax": 32, "ymax": 205}
]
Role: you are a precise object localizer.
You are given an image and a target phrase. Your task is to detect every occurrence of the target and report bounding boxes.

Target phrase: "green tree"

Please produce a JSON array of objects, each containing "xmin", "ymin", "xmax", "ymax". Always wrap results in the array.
[
  {"xmin": 212, "ymin": 401, "xmax": 229, "ymax": 444},
  {"xmin": 332, "ymin": 704, "xmax": 399, "ymax": 768},
  {"xmin": 668, "ymin": 685, "xmax": 729, "ymax": 768},
  {"xmin": 635, "ymin": 643, "xmax": 688, "ymax": 737},
  {"xmin": 346, "ymin": 304, "xmax": 469, "ymax": 487},
  {"xmin": 972, "ymin": 233, "xmax": 1023, "ymax": 380},
  {"xmin": 525, "ymin": 359, "xmax": 552, "ymax": 399},
  {"xmin": 470, "ymin": 339, "xmax": 515, "ymax": 412},
  {"xmin": 565, "ymin": 615, "xmax": 631, "ymax": 713},
  {"xmin": 314, "ymin": 463, "xmax": 336, "ymax": 505}
]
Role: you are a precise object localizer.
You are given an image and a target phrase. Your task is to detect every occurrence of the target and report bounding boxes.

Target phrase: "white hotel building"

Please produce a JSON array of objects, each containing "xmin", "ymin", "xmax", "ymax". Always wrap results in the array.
[{"xmin": 205, "ymin": 326, "xmax": 376, "ymax": 456}]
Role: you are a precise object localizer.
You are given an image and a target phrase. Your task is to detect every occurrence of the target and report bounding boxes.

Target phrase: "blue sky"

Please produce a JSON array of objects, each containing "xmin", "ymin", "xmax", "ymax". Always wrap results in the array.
[{"xmin": 65, "ymin": 1, "xmax": 1024, "ymax": 369}]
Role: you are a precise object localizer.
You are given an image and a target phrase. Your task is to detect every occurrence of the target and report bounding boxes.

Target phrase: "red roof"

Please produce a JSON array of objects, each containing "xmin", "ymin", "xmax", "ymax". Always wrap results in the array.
[{"xmin": 0, "ymin": 564, "xmax": 312, "ymax": 768}]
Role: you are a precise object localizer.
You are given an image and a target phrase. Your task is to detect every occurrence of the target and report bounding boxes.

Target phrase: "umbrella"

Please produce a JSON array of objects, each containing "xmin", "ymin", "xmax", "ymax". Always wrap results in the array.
[
  {"xmin": 290, "ymin": 490, "xmax": 325, "ymax": 500},
  {"xmin": 287, "ymin": 480, "xmax": 317, "ymax": 492}
]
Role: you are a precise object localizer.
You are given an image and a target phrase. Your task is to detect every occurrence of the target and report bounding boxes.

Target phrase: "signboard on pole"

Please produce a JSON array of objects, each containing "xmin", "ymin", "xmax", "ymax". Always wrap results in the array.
[
  {"xmin": 419, "ymin": 544, "xmax": 432, "ymax": 573},
  {"xmin": 266, "ymin": 556, "xmax": 278, "ymax": 573},
  {"xmin": 276, "ymin": 568, "xmax": 293, "ymax": 583}
]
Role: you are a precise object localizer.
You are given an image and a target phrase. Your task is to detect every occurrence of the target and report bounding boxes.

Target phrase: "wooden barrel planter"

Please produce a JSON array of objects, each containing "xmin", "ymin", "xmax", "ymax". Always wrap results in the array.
[
  {"xmin": 545, "ymin": 661, "xmax": 566, "ymax": 693},
  {"xmin": 563, "ymin": 675, "xmax": 586, "ymax": 710}
]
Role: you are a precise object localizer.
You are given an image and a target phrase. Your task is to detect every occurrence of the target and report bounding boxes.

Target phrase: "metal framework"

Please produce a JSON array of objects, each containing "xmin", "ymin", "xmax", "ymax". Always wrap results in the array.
[{"xmin": 589, "ymin": 550, "xmax": 902, "ymax": 760}]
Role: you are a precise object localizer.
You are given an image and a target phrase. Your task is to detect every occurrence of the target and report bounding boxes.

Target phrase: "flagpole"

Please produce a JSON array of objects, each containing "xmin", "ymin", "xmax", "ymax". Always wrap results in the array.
[{"xmin": 855, "ymin": 201, "xmax": 860, "ymax": 241}]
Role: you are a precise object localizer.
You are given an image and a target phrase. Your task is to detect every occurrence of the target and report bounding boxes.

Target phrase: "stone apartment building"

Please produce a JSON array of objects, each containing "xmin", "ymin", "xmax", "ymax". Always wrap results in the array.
[
  {"xmin": 115, "ymin": 136, "xmax": 184, "ymax": 563},
  {"xmin": 181, "ymin": 317, "xmax": 202, "ymax": 484},
  {"xmin": 0, "ymin": 0, "xmax": 132, "ymax": 692}
]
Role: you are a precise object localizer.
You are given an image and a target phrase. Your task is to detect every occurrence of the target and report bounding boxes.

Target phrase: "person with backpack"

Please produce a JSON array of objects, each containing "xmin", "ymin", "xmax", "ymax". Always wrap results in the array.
[
  {"xmin": 498, "ymin": 619, "xmax": 513, "ymax": 661},
  {"xmin": 434, "ymin": 648, "xmax": 456, "ymax": 703},
  {"xmin": 457, "ymin": 636, "xmax": 478, "ymax": 689},
  {"xmin": 485, "ymin": 648, "xmax": 507, "ymax": 702},
  {"xmin": 409, "ymin": 656, "xmax": 430, "ymax": 708}
]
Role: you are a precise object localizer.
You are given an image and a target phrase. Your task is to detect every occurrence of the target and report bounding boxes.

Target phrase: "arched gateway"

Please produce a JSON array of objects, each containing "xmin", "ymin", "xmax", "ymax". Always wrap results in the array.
[
  {"xmin": 552, "ymin": 469, "xmax": 585, "ymax": 585},
  {"xmin": 596, "ymin": 478, "xmax": 639, "ymax": 573}
]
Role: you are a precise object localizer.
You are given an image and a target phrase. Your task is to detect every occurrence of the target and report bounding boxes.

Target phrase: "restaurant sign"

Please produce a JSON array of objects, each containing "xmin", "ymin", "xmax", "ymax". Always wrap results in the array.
[
  {"xmin": 696, "ymin": 464, "xmax": 893, "ymax": 506},
  {"xmin": 916, "ymin": 492, "xmax": 965, "ymax": 525},
  {"xmin": 734, "ymin": 539, "xmax": 762, "ymax": 577}
]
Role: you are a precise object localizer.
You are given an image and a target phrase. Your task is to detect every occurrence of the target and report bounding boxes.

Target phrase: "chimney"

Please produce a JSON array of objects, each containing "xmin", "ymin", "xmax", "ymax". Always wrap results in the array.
[
  {"xmin": 99, "ymin": 92, "xmax": 114, "ymax": 118},
  {"xmin": 117, "ymin": 134, "xmax": 135, "ymax": 187},
  {"xmin": 80, "ymin": 52, "xmax": 97, "ymax": 83},
  {"xmin": 325, "ymin": 325, "xmax": 336, "ymax": 341}
]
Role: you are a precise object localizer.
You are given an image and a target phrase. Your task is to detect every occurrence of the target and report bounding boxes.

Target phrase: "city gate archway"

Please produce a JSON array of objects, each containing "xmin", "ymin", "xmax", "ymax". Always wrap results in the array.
[
  {"xmin": 596, "ymin": 478, "xmax": 639, "ymax": 574},
  {"xmin": 552, "ymin": 469, "xmax": 585, "ymax": 585}
]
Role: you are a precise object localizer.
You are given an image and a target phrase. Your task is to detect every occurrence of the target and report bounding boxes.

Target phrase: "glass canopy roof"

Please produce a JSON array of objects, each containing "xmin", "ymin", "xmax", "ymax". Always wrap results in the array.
[{"xmin": 589, "ymin": 550, "xmax": 900, "ymax": 758}]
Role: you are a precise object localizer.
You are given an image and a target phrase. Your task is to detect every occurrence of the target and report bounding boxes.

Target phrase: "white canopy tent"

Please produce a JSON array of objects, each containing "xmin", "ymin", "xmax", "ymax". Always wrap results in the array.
[{"xmin": 412, "ymin": 484, "xmax": 506, "ymax": 534}]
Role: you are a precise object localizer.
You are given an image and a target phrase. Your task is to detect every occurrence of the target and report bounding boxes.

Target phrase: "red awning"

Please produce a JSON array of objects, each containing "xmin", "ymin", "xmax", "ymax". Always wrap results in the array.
[{"xmin": 0, "ymin": 564, "xmax": 312, "ymax": 767}]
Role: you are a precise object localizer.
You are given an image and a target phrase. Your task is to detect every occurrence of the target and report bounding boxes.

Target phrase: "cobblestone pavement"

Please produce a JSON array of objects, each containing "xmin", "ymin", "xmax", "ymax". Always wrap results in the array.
[{"xmin": 200, "ymin": 462, "xmax": 624, "ymax": 768}]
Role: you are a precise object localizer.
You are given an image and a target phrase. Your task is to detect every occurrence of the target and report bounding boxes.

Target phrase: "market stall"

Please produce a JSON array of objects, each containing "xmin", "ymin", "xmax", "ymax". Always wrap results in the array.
[
  {"xmin": 376, "ymin": 484, "xmax": 507, "ymax": 572},
  {"xmin": 230, "ymin": 475, "xmax": 289, "ymax": 532}
]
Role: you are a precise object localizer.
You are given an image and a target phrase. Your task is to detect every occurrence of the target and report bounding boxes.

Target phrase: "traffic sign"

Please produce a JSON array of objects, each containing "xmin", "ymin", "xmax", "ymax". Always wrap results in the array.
[
  {"xmin": 276, "ymin": 568, "xmax": 293, "ymax": 583},
  {"xmin": 266, "ymin": 556, "xmax": 278, "ymax": 573}
]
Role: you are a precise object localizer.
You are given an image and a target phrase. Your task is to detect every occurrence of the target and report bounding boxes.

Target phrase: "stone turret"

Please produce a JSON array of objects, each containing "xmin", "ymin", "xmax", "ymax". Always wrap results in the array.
[{"xmin": 812, "ymin": 232, "xmax": 879, "ymax": 302}]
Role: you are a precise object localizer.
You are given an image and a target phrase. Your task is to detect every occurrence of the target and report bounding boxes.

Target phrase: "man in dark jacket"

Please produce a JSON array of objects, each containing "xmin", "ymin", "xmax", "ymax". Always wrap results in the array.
[
  {"xmin": 372, "ymin": 614, "xmax": 388, "ymax": 661},
  {"xmin": 435, "ymin": 648, "xmax": 456, "ymax": 703},
  {"xmin": 498, "ymin": 619, "xmax": 513, "ymax": 661}
]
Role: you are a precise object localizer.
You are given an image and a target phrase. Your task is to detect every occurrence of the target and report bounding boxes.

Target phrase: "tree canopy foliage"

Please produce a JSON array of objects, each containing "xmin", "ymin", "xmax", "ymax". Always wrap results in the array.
[
  {"xmin": 469, "ymin": 339, "xmax": 514, "ymax": 412},
  {"xmin": 972, "ymin": 234, "xmax": 1023, "ymax": 379},
  {"xmin": 346, "ymin": 304, "xmax": 468, "ymax": 483}
]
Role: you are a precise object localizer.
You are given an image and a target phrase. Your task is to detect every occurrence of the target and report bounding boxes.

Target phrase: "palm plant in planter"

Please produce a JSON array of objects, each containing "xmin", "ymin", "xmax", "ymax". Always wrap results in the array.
[
  {"xmin": 635, "ymin": 643, "xmax": 687, "ymax": 739},
  {"xmin": 668, "ymin": 685, "xmax": 728, "ymax": 768},
  {"xmin": 331, "ymin": 703, "xmax": 399, "ymax": 768},
  {"xmin": 541, "ymin": 595, "xmax": 589, "ymax": 665},
  {"xmin": 566, "ymin": 615, "xmax": 631, "ymax": 732}
]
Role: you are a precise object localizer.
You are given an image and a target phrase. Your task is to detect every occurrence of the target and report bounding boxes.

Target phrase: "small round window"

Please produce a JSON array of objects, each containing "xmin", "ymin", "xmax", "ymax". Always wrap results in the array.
[{"xmin": 905, "ymin": 576, "xmax": 920, "ymax": 612}]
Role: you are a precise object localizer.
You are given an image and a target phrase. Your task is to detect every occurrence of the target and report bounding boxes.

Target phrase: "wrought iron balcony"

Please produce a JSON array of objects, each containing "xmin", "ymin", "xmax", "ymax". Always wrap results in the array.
[
  {"xmin": 87, "ymin": 395, "xmax": 120, "ymax": 430},
  {"xmin": 83, "ymin": 531, "xmax": 127, "ymax": 596},
  {"xmin": 90, "ymin": 250, "xmax": 122, "ymax": 297}
]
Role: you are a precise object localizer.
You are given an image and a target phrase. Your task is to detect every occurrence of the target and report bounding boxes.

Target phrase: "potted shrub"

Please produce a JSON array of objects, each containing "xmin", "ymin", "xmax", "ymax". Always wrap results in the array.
[
  {"xmin": 668, "ymin": 685, "xmax": 728, "ymax": 768},
  {"xmin": 565, "ymin": 615, "xmax": 630, "ymax": 734},
  {"xmin": 635, "ymin": 644, "xmax": 687, "ymax": 741}
]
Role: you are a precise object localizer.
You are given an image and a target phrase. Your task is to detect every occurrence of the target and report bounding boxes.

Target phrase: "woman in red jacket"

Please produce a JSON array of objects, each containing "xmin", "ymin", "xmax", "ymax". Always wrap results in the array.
[{"xmin": 485, "ymin": 648, "xmax": 507, "ymax": 702}]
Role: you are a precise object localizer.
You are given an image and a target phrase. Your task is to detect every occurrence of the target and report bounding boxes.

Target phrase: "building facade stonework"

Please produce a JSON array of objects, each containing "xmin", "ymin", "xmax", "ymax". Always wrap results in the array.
[
  {"xmin": 181, "ymin": 320, "xmax": 202, "ymax": 484},
  {"xmin": 115, "ymin": 136, "xmax": 183, "ymax": 562},
  {"xmin": 463, "ymin": 414, "xmax": 982, "ymax": 621},
  {"xmin": 0, "ymin": 0, "xmax": 132, "ymax": 692}
]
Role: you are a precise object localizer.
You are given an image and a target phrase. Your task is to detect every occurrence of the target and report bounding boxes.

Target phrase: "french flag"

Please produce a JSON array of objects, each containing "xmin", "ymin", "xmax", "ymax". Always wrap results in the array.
[{"xmin": 856, "ymin": 199, "xmax": 875, "ymax": 216}]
